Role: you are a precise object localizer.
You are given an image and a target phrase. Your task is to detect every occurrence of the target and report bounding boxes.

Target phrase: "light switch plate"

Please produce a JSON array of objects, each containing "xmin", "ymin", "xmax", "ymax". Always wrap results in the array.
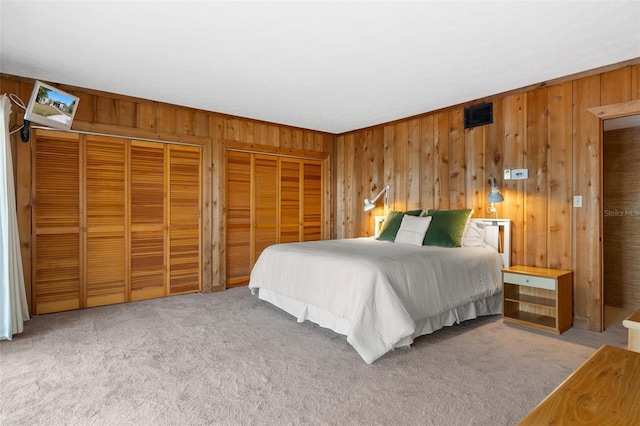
[
  {"xmin": 512, "ymin": 168, "xmax": 528, "ymax": 180},
  {"xmin": 504, "ymin": 169, "xmax": 511, "ymax": 180},
  {"xmin": 574, "ymin": 195, "xmax": 583, "ymax": 208}
]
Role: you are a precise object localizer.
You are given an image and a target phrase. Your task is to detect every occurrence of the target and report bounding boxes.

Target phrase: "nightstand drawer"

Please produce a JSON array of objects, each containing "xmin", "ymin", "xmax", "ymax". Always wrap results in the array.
[{"xmin": 503, "ymin": 272, "xmax": 555, "ymax": 290}]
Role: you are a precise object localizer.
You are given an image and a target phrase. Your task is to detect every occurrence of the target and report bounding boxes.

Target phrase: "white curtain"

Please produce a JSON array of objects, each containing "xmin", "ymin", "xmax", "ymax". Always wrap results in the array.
[{"xmin": 0, "ymin": 94, "xmax": 29, "ymax": 340}]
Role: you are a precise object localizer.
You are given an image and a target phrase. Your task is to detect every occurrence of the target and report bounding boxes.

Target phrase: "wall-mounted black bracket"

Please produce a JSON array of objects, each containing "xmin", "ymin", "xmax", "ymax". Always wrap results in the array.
[{"xmin": 20, "ymin": 120, "xmax": 30, "ymax": 142}]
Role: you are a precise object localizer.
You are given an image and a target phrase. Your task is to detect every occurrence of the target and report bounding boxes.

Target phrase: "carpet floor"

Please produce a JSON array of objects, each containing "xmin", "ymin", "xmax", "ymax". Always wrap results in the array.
[{"xmin": 0, "ymin": 288, "xmax": 629, "ymax": 426}]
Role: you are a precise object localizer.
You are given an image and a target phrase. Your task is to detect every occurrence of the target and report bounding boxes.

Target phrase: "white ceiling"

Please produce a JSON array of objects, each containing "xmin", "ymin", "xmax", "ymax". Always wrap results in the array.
[{"xmin": 1, "ymin": 1, "xmax": 639, "ymax": 134}]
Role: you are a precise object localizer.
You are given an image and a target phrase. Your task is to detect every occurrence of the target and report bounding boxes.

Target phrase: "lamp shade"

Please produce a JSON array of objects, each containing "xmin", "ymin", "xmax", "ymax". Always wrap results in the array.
[
  {"xmin": 487, "ymin": 175, "xmax": 504, "ymax": 211},
  {"xmin": 363, "ymin": 184, "xmax": 390, "ymax": 212},
  {"xmin": 487, "ymin": 191, "xmax": 504, "ymax": 203},
  {"xmin": 363, "ymin": 199, "xmax": 376, "ymax": 211}
]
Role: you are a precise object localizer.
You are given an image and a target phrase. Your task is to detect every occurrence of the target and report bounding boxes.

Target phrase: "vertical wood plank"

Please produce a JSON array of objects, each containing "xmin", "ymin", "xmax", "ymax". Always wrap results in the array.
[
  {"xmin": 449, "ymin": 108, "xmax": 465, "ymax": 208},
  {"xmin": 573, "ymin": 74, "xmax": 602, "ymax": 331},
  {"xmin": 291, "ymin": 129, "xmax": 303, "ymax": 150},
  {"xmin": 383, "ymin": 124, "xmax": 396, "ymax": 211},
  {"xmin": 176, "ymin": 109, "xmax": 194, "ymax": 136},
  {"xmin": 353, "ymin": 131, "xmax": 364, "ymax": 236},
  {"xmin": 361, "ymin": 129, "xmax": 374, "ymax": 236},
  {"xmin": 464, "ymin": 125, "xmax": 484, "ymax": 215},
  {"xmin": 193, "ymin": 111, "xmax": 209, "ymax": 138},
  {"xmin": 95, "ymin": 97, "xmax": 118, "ymax": 125},
  {"xmin": 240, "ymin": 119, "xmax": 254, "ymax": 144},
  {"xmin": 434, "ymin": 112, "xmax": 450, "ymax": 210},
  {"xmin": 485, "ymin": 98, "xmax": 504, "ymax": 218},
  {"xmin": 137, "ymin": 102, "xmax": 158, "ymax": 132},
  {"xmin": 406, "ymin": 119, "xmax": 421, "ymax": 210},
  {"xmin": 73, "ymin": 91, "xmax": 95, "ymax": 124},
  {"xmin": 253, "ymin": 122, "xmax": 268, "ymax": 145},
  {"xmin": 303, "ymin": 131, "xmax": 314, "ymax": 152},
  {"xmin": 524, "ymin": 87, "xmax": 549, "ymax": 267},
  {"xmin": 212, "ymin": 115, "xmax": 225, "ymax": 289},
  {"xmin": 157, "ymin": 105, "xmax": 177, "ymax": 134},
  {"xmin": 335, "ymin": 135, "xmax": 345, "ymax": 239},
  {"xmin": 601, "ymin": 68, "xmax": 632, "ymax": 105},
  {"xmin": 502, "ymin": 93, "xmax": 526, "ymax": 266},
  {"xmin": 394, "ymin": 122, "xmax": 408, "ymax": 211},
  {"xmin": 419, "ymin": 115, "xmax": 435, "ymax": 209},
  {"xmin": 323, "ymin": 133, "xmax": 334, "ymax": 240},
  {"xmin": 632, "ymin": 65, "xmax": 640, "ymax": 100},
  {"xmin": 117, "ymin": 100, "xmax": 137, "ymax": 128},
  {"xmin": 547, "ymin": 82, "xmax": 573, "ymax": 271},
  {"xmin": 279, "ymin": 128, "xmax": 292, "ymax": 149},
  {"xmin": 344, "ymin": 133, "xmax": 356, "ymax": 237},
  {"xmin": 225, "ymin": 118, "xmax": 239, "ymax": 142},
  {"xmin": 267, "ymin": 124, "xmax": 280, "ymax": 147}
]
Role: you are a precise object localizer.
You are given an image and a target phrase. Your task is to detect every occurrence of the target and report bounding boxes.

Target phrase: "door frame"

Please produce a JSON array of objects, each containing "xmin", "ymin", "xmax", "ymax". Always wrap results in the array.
[{"xmin": 589, "ymin": 99, "xmax": 640, "ymax": 330}]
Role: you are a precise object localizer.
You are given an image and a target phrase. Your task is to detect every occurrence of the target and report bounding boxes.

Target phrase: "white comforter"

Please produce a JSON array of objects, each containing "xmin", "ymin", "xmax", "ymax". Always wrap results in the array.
[{"xmin": 248, "ymin": 238, "xmax": 503, "ymax": 363}]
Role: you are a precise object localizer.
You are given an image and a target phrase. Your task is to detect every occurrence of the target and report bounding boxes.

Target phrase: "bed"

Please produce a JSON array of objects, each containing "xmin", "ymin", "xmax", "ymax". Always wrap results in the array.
[{"xmin": 248, "ymin": 212, "xmax": 511, "ymax": 364}]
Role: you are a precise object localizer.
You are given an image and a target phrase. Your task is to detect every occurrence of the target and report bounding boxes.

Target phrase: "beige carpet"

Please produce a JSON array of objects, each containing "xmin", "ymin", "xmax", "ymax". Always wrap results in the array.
[{"xmin": 0, "ymin": 288, "xmax": 629, "ymax": 426}]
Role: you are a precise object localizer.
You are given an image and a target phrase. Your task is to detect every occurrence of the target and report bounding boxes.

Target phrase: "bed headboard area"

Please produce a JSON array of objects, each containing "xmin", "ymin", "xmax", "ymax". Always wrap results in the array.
[{"xmin": 472, "ymin": 218, "xmax": 511, "ymax": 268}]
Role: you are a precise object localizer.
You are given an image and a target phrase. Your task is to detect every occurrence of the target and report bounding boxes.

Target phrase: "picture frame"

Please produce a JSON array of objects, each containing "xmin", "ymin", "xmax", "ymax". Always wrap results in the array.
[{"xmin": 24, "ymin": 80, "xmax": 79, "ymax": 130}]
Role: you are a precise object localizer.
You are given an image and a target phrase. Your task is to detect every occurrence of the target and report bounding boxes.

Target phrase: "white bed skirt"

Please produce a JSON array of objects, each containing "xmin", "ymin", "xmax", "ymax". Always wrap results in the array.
[{"xmin": 256, "ymin": 287, "xmax": 502, "ymax": 350}]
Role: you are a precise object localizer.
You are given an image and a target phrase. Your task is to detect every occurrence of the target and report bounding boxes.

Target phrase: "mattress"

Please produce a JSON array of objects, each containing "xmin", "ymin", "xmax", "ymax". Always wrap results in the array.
[{"xmin": 248, "ymin": 237, "xmax": 504, "ymax": 363}]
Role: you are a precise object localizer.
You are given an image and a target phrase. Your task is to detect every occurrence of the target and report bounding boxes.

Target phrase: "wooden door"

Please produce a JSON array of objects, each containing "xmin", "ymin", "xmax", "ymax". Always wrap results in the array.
[
  {"xmin": 280, "ymin": 158, "xmax": 301, "ymax": 243},
  {"xmin": 225, "ymin": 149, "xmax": 324, "ymax": 287},
  {"xmin": 32, "ymin": 131, "xmax": 81, "ymax": 314},
  {"xmin": 253, "ymin": 155, "xmax": 279, "ymax": 264},
  {"xmin": 226, "ymin": 151, "xmax": 252, "ymax": 287},
  {"xmin": 168, "ymin": 145, "xmax": 201, "ymax": 294},
  {"xmin": 130, "ymin": 141, "xmax": 166, "ymax": 301},
  {"xmin": 302, "ymin": 161, "xmax": 323, "ymax": 241},
  {"xmin": 84, "ymin": 135, "xmax": 127, "ymax": 307}
]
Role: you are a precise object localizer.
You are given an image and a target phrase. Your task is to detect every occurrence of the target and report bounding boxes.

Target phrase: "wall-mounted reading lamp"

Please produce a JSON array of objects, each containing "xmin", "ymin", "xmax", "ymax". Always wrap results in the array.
[
  {"xmin": 487, "ymin": 175, "xmax": 504, "ymax": 214},
  {"xmin": 364, "ymin": 184, "xmax": 390, "ymax": 212}
]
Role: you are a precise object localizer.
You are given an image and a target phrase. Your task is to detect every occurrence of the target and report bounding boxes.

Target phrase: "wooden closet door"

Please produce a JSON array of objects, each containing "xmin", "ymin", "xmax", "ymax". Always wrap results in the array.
[
  {"xmin": 226, "ymin": 151, "xmax": 252, "ymax": 287},
  {"xmin": 168, "ymin": 145, "xmax": 201, "ymax": 294},
  {"xmin": 32, "ymin": 130, "xmax": 81, "ymax": 314},
  {"xmin": 302, "ymin": 161, "xmax": 323, "ymax": 241},
  {"xmin": 130, "ymin": 141, "xmax": 166, "ymax": 301},
  {"xmin": 280, "ymin": 158, "xmax": 301, "ymax": 243},
  {"xmin": 84, "ymin": 136, "xmax": 127, "ymax": 307},
  {"xmin": 253, "ymin": 155, "xmax": 278, "ymax": 264}
]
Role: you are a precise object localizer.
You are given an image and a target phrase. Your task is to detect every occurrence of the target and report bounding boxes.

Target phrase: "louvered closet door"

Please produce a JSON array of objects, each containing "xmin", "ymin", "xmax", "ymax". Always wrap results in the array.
[
  {"xmin": 168, "ymin": 145, "xmax": 201, "ymax": 294},
  {"xmin": 302, "ymin": 161, "xmax": 323, "ymax": 241},
  {"xmin": 32, "ymin": 131, "xmax": 81, "ymax": 314},
  {"xmin": 85, "ymin": 136, "xmax": 127, "ymax": 307},
  {"xmin": 226, "ymin": 151, "xmax": 252, "ymax": 287},
  {"xmin": 280, "ymin": 159, "xmax": 301, "ymax": 243},
  {"xmin": 253, "ymin": 155, "xmax": 278, "ymax": 264},
  {"xmin": 130, "ymin": 141, "xmax": 166, "ymax": 301}
]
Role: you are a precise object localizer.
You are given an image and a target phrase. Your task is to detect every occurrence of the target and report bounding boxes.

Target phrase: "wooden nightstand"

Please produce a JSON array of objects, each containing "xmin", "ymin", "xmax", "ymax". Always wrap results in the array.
[{"xmin": 502, "ymin": 265, "xmax": 573, "ymax": 334}]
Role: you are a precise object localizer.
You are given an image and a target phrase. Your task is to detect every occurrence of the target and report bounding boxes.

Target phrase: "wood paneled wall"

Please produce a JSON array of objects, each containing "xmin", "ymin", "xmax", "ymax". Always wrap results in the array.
[
  {"xmin": 335, "ymin": 60, "xmax": 640, "ymax": 331},
  {"xmin": 1, "ymin": 74, "xmax": 335, "ymax": 312}
]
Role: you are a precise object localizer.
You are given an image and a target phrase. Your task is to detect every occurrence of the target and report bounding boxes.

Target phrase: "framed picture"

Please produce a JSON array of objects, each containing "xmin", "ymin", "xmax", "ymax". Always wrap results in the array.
[{"xmin": 24, "ymin": 80, "xmax": 79, "ymax": 130}]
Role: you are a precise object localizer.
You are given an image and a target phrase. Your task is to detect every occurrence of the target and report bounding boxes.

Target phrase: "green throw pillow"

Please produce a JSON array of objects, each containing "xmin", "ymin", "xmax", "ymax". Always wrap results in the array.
[
  {"xmin": 377, "ymin": 209, "xmax": 423, "ymax": 241},
  {"xmin": 423, "ymin": 209, "xmax": 472, "ymax": 247}
]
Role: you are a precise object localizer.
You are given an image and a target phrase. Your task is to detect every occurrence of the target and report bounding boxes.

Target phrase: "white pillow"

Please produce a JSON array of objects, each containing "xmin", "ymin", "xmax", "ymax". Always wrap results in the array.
[
  {"xmin": 394, "ymin": 215, "xmax": 433, "ymax": 246},
  {"xmin": 462, "ymin": 221, "xmax": 486, "ymax": 247}
]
